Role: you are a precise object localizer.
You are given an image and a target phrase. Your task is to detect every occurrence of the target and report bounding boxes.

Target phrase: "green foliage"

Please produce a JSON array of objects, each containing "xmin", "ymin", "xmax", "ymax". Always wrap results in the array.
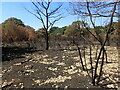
[
  {"xmin": 64, "ymin": 26, "xmax": 79, "ymax": 37},
  {"xmin": 105, "ymin": 22, "xmax": 118, "ymax": 34},
  {"xmin": 95, "ymin": 26, "xmax": 105, "ymax": 35},
  {"xmin": 49, "ymin": 26, "xmax": 66, "ymax": 35},
  {"xmin": 72, "ymin": 21, "xmax": 87, "ymax": 29},
  {"xmin": 64, "ymin": 21, "xmax": 89, "ymax": 37},
  {"xmin": 4, "ymin": 17, "xmax": 25, "ymax": 27},
  {"xmin": 80, "ymin": 28, "xmax": 89, "ymax": 36}
]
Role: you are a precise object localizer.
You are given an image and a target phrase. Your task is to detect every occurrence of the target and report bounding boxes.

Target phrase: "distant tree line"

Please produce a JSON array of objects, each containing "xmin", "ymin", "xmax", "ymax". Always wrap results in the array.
[{"xmin": 1, "ymin": 17, "xmax": 119, "ymax": 43}]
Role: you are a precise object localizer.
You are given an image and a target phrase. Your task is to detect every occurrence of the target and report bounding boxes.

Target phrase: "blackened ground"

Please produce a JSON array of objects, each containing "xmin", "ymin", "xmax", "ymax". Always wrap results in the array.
[
  {"xmin": 2, "ymin": 46, "xmax": 39, "ymax": 61},
  {"xmin": 2, "ymin": 40, "xmax": 119, "ymax": 89}
]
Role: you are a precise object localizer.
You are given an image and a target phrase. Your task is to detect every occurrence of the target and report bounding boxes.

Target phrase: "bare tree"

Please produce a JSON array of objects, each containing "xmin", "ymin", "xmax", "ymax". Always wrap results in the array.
[
  {"xmin": 69, "ymin": 1, "xmax": 119, "ymax": 86},
  {"xmin": 25, "ymin": 0, "xmax": 63, "ymax": 50}
]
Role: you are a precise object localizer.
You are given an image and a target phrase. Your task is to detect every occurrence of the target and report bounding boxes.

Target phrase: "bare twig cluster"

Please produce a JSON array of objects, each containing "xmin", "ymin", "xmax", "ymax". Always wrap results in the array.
[{"xmin": 70, "ymin": 1, "xmax": 119, "ymax": 87}]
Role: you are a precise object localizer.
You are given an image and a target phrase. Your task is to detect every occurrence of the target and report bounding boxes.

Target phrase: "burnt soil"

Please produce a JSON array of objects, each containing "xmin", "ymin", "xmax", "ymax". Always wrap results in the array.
[{"xmin": 2, "ymin": 41, "xmax": 119, "ymax": 89}]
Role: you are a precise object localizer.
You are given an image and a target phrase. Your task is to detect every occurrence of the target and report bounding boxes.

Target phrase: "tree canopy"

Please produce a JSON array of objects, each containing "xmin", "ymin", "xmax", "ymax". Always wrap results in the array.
[
  {"xmin": 1, "ymin": 17, "xmax": 37, "ymax": 43},
  {"xmin": 64, "ymin": 21, "xmax": 89, "ymax": 37},
  {"xmin": 4, "ymin": 17, "xmax": 25, "ymax": 27}
]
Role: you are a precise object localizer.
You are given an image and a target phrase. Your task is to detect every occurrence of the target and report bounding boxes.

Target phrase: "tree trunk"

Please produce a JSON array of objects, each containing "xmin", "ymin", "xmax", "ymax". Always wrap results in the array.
[
  {"xmin": 45, "ymin": 11, "xmax": 49, "ymax": 50},
  {"xmin": 45, "ymin": 31, "xmax": 49, "ymax": 50},
  {"xmin": 78, "ymin": 47, "xmax": 85, "ymax": 70},
  {"xmin": 107, "ymin": 35, "xmax": 110, "ymax": 46},
  {"xmin": 96, "ymin": 49, "xmax": 105, "ymax": 85}
]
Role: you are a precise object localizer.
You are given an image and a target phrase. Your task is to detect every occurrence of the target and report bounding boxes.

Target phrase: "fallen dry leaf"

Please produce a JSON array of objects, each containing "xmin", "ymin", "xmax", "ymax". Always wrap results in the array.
[{"xmin": 2, "ymin": 79, "xmax": 15, "ymax": 88}]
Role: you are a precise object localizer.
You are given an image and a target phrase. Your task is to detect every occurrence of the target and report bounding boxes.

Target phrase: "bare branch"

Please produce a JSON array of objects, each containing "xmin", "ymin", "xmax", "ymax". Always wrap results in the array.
[
  {"xmin": 48, "ymin": 3, "xmax": 63, "ymax": 16},
  {"xmin": 24, "ymin": 7, "xmax": 41, "ymax": 21},
  {"xmin": 36, "ymin": 10, "xmax": 46, "ymax": 29},
  {"xmin": 32, "ymin": 2, "xmax": 46, "ymax": 17},
  {"xmin": 48, "ymin": 16, "xmax": 64, "ymax": 28},
  {"xmin": 46, "ymin": 0, "xmax": 52, "ymax": 10}
]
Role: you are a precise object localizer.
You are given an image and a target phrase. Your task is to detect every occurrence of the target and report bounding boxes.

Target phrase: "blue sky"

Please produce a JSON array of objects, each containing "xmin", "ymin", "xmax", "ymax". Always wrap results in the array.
[
  {"xmin": 1, "ymin": 2, "xmax": 78, "ymax": 30},
  {"xmin": 1, "ymin": 2, "xmax": 119, "ymax": 30}
]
